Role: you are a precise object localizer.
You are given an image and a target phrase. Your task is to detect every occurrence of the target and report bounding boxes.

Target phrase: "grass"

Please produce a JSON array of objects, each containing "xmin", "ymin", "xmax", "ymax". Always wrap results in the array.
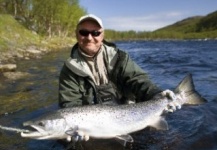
[
  {"xmin": 0, "ymin": 14, "xmax": 41, "ymax": 51},
  {"xmin": 0, "ymin": 14, "xmax": 75, "ymax": 63}
]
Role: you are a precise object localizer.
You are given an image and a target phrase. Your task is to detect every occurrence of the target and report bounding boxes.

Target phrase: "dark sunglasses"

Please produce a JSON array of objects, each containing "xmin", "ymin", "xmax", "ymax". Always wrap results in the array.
[{"xmin": 79, "ymin": 30, "xmax": 102, "ymax": 37}]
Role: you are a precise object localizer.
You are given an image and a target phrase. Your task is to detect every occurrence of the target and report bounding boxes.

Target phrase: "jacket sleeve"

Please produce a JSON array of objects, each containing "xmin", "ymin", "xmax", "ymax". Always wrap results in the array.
[
  {"xmin": 58, "ymin": 64, "xmax": 83, "ymax": 108},
  {"xmin": 114, "ymin": 50, "xmax": 162, "ymax": 102}
]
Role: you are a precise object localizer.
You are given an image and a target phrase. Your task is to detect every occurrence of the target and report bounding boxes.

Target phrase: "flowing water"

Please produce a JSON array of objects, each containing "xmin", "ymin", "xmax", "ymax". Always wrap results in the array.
[{"xmin": 0, "ymin": 40, "xmax": 217, "ymax": 150}]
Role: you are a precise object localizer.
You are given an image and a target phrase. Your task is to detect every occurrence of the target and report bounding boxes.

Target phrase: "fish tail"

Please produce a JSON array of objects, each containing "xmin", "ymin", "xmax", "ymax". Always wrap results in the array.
[{"xmin": 174, "ymin": 74, "xmax": 206, "ymax": 105}]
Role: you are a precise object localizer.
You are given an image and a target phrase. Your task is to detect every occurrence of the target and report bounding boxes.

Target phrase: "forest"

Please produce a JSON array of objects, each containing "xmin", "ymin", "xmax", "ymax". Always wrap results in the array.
[{"xmin": 0, "ymin": 0, "xmax": 86, "ymax": 37}]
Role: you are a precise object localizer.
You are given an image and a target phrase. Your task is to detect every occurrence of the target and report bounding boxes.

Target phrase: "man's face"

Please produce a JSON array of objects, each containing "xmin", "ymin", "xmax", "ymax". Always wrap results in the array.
[{"xmin": 76, "ymin": 20, "xmax": 104, "ymax": 56}]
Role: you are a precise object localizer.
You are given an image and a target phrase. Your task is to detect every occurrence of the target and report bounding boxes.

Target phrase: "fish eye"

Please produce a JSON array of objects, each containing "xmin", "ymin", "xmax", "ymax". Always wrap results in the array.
[{"xmin": 38, "ymin": 121, "xmax": 45, "ymax": 127}]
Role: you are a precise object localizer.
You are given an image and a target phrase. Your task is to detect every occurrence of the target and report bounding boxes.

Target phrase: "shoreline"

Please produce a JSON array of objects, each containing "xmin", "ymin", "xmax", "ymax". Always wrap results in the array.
[{"xmin": 0, "ymin": 37, "xmax": 75, "ymax": 80}]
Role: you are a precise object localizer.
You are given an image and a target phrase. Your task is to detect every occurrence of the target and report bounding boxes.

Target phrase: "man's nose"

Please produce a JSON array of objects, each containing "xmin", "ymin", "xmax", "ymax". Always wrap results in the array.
[{"xmin": 86, "ymin": 33, "xmax": 93, "ymax": 40}]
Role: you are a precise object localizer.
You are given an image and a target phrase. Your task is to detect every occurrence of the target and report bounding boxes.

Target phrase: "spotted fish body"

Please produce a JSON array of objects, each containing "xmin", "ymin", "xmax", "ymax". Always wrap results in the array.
[{"xmin": 21, "ymin": 74, "xmax": 205, "ymax": 144}]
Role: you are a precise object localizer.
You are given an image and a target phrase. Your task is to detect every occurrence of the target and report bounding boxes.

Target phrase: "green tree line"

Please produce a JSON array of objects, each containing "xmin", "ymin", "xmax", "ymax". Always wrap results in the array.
[
  {"xmin": 0, "ymin": 0, "xmax": 86, "ymax": 37},
  {"xmin": 0, "ymin": 0, "xmax": 216, "ymax": 40}
]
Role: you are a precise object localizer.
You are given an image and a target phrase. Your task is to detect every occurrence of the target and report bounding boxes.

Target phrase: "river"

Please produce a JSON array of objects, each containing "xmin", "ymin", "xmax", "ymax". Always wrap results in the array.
[{"xmin": 0, "ymin": 39, "xmax": 217, "ymax": 150}]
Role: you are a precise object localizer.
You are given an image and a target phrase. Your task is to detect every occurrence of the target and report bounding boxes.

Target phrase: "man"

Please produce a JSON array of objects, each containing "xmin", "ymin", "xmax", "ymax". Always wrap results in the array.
[
  {"xmin": 58, "ymin": 14, "xmax": 178, "ymax": 144},
  {"xmin": 59, "ymin": 14, "xmax": 177, "ymax": 108}
]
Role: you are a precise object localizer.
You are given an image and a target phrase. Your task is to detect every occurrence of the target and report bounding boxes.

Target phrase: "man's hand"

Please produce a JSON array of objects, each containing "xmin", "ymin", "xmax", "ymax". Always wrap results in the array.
[
  {"xmin": 72, "ymin": 130, "xmax": 89, "ymax": 141},
  {"xmin": 65, "ymin": 128, "xmax": 89, "ymax": 142},
  {"xmin": 161, "ymin": 89, "xmax": 181, "ymax": 113}
]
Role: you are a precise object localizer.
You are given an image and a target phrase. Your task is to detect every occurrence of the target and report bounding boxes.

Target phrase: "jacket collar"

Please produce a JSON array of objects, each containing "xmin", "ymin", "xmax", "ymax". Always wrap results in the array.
[{"xmin": 65, "ymin": 42, "xmax": 119, "ymax": 78}]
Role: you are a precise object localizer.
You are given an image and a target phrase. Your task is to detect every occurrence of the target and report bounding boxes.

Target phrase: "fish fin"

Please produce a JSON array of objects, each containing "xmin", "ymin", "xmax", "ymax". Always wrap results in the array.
[
  {"xmin": 174, "ymin": 74, "xmax": 206, "ymax": 105},
  {"xmin": 151, "ymin": 117, "xmax": 168, "ymax": 130},
  {"xmin": 115, "ymin": 134, "xmax": 133, "ymax": 146}
]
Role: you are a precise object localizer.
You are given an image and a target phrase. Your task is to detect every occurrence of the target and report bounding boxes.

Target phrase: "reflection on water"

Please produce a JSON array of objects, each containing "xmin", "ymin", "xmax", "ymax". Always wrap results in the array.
[{"xmin": 0, "ymin": 40, "xmax": 217, "ymax": 150}]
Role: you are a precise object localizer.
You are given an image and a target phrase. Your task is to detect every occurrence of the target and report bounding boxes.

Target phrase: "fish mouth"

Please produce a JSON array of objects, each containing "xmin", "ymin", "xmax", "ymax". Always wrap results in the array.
[
  {"xmin": 21, "ymin": 124, "xmax": 49, "ymax": 139},
  {"xmin": 21, "ymin": 123, "xmax": 68, "ymax": 140}
]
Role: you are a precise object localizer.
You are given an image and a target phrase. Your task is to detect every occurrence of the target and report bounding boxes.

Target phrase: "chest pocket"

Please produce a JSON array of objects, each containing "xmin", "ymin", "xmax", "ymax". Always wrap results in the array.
[{"xmin": 95, "ymin": 82, "xmax": 120, "ymax": 105}]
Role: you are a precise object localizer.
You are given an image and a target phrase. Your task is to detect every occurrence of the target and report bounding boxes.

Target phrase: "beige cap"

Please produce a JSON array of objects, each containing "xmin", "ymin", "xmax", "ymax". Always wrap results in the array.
[{"xmin": 78, "ymin": 14, "xmax": 103, "ymax": 28}]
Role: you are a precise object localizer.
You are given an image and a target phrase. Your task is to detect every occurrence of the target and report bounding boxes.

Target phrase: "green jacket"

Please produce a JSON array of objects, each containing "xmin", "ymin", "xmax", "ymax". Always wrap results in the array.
[{"xmin": 58, "ymin": 41, "xmax": 162, "ymax": 108}]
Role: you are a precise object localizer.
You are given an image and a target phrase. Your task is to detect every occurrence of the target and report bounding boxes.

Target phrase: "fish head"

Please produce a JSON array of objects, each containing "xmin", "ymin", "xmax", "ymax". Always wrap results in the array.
[{"xmin": 21, "ymin": 112, "xmax": 70, "ymax": 140}]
